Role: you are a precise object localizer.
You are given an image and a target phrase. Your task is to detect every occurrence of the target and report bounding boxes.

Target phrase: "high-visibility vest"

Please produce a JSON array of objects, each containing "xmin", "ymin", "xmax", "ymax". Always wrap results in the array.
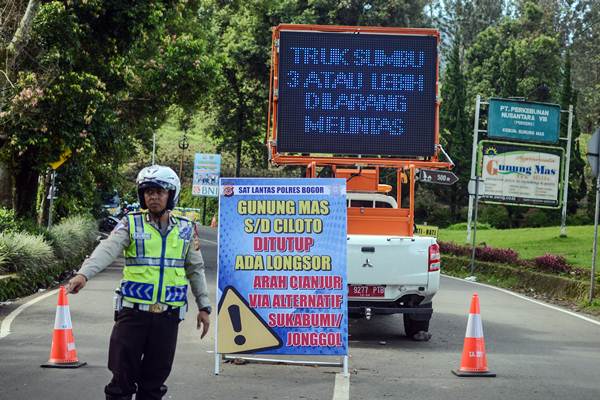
[{"xmin": 120, "ymin": 212, "xmax": 194, "ymax": 307}]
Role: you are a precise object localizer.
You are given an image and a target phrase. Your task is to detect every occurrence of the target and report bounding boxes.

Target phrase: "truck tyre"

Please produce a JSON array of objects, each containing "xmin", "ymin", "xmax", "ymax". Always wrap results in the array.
[{"xmin": 403, "ymin": 314, "xmax": 430, "ymax": 338}]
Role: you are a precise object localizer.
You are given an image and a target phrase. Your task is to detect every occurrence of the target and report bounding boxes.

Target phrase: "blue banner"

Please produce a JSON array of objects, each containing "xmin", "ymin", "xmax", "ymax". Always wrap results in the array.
[{"xmin": 216, "ymin": 178, "xmax": 347, "ymax": 356}]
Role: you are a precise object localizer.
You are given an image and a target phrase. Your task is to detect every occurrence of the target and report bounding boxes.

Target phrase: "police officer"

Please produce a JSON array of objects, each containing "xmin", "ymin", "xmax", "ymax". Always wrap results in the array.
[{"xmin": 67, "ymin": 165, "xmax": 211, "ymax": 400}]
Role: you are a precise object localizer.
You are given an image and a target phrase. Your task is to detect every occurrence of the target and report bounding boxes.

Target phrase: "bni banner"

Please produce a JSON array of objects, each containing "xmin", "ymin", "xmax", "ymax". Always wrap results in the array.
[
  {"xmin": 192, "ymin": 153, "xmax": 221, "ymax": 197},
  {"xmin": 478, "ymin": 141, "xmax": 563, "ymax": 208},
  {"xmin": 216, "ymin": 178, "xmax": 347, "ymax": 356}
]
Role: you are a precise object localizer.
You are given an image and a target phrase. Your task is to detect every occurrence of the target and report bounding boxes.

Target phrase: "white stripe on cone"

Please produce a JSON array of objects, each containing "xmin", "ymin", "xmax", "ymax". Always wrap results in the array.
[
  {"xmin": 53, "ymin": 305, "xmax": 73, "ymax": 330},
  {"xmin": 465, "ymin": 314, "xmax": 483, "ymax": 338}
]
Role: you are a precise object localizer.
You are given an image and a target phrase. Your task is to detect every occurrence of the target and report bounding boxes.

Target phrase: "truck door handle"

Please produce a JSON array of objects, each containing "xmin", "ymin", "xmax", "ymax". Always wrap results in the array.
[{"xmin": 361, "ymin": 247, "xmax": 375, "ymax": 253}]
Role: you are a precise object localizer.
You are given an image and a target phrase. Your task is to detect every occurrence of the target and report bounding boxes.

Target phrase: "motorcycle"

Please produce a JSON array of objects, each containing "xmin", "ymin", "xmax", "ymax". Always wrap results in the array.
[{"xmin": 99, "ymin": 202, "xmax": 137, "ymax": 234}]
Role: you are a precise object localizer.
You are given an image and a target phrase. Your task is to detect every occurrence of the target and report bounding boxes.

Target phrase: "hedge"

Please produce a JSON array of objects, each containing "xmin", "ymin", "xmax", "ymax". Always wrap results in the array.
[
  {"xmin": 441, "ymin": 255, "xmax": 595, "ymax": 302},
  {"xmin": 0, "ymin": 215, "xmax": 98, "ymax": 302}
]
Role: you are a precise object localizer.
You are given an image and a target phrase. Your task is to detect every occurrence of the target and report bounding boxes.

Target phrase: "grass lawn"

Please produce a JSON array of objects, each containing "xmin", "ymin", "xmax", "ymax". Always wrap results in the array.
[{"xmin": 439, "ymin": 225, "xmax": 597, "ymax": 269}]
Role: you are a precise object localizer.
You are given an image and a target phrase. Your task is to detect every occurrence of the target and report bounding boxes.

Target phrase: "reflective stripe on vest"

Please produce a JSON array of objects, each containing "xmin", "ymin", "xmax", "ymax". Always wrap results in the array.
[{"xmin": 121, "ymin": 213, "xmax": 193, "ymax": 306}]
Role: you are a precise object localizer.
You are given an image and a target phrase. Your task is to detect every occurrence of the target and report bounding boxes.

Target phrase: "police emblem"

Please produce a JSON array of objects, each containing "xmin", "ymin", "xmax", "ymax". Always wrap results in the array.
[{"xmin": 223, "ymin": 186, "xmax": 234, "ymax": 197}]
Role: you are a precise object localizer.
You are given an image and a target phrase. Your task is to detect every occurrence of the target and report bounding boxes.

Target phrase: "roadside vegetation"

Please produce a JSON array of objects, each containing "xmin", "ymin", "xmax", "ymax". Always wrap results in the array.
[
  {"xmin": 0, "ymin": 211, "xmax": 98, "ymax": 302},
  {"xmin": 440, "ymin": 225, "xmax": 595, "ymax": 269},
  {"xmin": 439, "ymin": 225, "xmax": 600, "ymax": 315}
]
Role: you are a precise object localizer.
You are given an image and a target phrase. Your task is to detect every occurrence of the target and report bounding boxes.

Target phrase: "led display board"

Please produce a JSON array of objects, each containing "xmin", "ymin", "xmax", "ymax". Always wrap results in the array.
[{"xmin": 276, "ymin": 30, "xmax": 437, "ymax": 157}]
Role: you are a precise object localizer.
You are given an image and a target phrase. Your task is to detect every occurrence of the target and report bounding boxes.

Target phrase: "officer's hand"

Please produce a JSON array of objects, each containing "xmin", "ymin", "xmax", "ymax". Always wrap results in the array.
[
  {"xmin": 197, "ymin": 310, "xmax": 210, "ymax": 339},
  {"xmin": 67, "ymin": 274, "xmax": 87, "ymax": 294}
]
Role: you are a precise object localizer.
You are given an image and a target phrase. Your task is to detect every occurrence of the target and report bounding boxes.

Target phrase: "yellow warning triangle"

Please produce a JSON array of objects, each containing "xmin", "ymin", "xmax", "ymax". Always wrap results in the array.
[{"xmin": 217, "ymin": 286, "xmax": 282, "ymax": 354}]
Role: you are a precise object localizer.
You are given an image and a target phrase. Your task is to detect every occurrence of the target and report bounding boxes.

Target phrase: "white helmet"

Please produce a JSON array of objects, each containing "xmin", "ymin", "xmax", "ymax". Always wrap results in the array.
[{"xmin": 136, "ymin": 165, "xmax": 181, "ymax": 210}]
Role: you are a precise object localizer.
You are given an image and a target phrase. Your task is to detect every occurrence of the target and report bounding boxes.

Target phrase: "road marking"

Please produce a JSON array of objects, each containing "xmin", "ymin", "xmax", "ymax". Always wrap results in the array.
[
  {"xmin": 200, "ymin": 238, "xmax": 217, "ymax": 245},
  {"xmin": 444, "ymin": 275, "xmax": 600, "ymax": 327},
  {"xmin": 332, "ymin": 373, "xmax": 350, "ymax": 400},
  {"xmin": 0, "ymin": 289, "xmax": 59, "ymax": 339}
]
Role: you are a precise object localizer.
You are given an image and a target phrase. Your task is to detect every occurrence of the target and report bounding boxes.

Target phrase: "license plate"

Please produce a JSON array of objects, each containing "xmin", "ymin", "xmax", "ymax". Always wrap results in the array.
[{"xmin": 348, "ymin": 285, "xmax": 385, "ymax": 297}]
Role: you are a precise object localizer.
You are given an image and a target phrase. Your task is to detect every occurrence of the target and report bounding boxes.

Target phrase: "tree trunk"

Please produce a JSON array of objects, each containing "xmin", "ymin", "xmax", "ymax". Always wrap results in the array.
[
  {"xmin": 13, "ymin": 159, "xmax": 40, "ymax": 219},
  {"xmin": 235, "ymin": 139, "xmax": 242, "ymax": 177},
  {"xmin": 6, "ymin": 0, "xmax": 41, "ymax": 65}
]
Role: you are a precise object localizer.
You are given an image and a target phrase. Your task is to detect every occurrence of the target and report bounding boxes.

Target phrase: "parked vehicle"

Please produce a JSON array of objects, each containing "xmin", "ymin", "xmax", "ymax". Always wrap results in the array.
[{"xmin": 345, "ymin": 188, "xmax": 440, "ymax": 339}]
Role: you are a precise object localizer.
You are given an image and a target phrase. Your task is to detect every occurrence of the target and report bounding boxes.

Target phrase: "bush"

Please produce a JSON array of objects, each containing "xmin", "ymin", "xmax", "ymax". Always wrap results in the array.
[
  {"xmin": 0, "ymin": 208, "xmax": 21, "ymax": 233},
  {"xmin": 439, "ymin": 241, "xmax": 519, "ymax": 264},
  {"xmin": 522, "ymin": 208, "xmax": 560, "ymax": 228},
  {"xmin": 0, "ymin": 232, "xmax": 56, "ymax": 273},
  {"xmin": 533, "ymin": 254, "xmax": 572, "ymax": 274},
  {"xmin": 446, "ymin": 222, "xmax": 492, "ymax": 231},
  {"xmin": 479, "ymin": 205, "xmax": 511, "ymax": 229},
  {"xmin": 48, "ymin": 215, "xmax": 98, "ymax": 260},
  {"xmin": 475, "ymin": 246, "xmax": 520, "ymax": 264},
  {"xmin": 439, "ymin": 241, "xmax": 471, "ymax": 257}
]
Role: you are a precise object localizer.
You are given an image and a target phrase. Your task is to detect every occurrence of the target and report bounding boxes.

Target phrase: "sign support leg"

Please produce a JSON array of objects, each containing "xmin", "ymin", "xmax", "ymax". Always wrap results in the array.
[
  {"xmin": 467, "ymin": 95, "xmax": 481, "ymax": 243},
  {"xmin": 47, "ymin": 171, "xmax": 56, "ymax": 229},
  {"xmin": 468, "ymin": 177, "xmax": 480, "ymax": 279},
  {"xmin": 591, "ymin": 174, "xmax": 600, "ymax": 302},
  {"xmin": 343, "ymin": 355, "xmax": 349, "ymax": 377},
  {"xmin": 560, "ymin": 105, "xmax": 573, "ymax": 237}
]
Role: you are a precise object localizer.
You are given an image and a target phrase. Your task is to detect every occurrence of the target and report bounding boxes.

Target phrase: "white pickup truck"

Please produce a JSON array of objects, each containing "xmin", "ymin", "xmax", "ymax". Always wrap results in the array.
[{"xmin": 346, "ymin": 192, "xmax": 440, "ymax": 340}]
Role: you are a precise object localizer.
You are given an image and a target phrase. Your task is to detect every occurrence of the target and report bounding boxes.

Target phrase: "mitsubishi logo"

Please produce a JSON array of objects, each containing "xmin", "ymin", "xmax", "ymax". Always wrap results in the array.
[{"xmin": 362, "ymin": 258, "xmax": 373, "ymax": 268}]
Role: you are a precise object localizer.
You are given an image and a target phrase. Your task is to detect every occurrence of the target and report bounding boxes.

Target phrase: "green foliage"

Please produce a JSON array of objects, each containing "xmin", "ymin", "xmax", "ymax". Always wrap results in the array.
[
  {"xmin": 438, "ymin": 39, "xmax": 470, "ymax": 222},
  {"xmin": 0, "ymin": 208, "xmax": 21, "ymax": 233},
  {"xmin": 446, "ymin": 222, "xmax": 491, "ymax": 230},
  {"xmin": 439, "ymin": 225, "xmax": 595, "ymax": 268},
  {"xmin": 479, "ymin": 204, "xmax": 510, "ymax": 228},
  {"xmin": 0, "ymin": 262, "xmax": 74, "ymax": 302},
  {"xmin": 48, "ymin": 215, "xmax": 97, "ymax": 260},
  {"xmin": 1, "ymin": 1, "xmax": 218, "ymax": 219},
  {"xmin": 0, "ymin": 232, "xmax": 55, "ymax": 274},
  {"xmin": 465, "ymin": 2, "xmax": 561, "ymax": 102}
]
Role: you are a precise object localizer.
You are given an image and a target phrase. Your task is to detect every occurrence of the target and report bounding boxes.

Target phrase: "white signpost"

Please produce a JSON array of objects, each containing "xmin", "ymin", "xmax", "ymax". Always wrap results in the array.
[{"xmin": 587, "ymin": 129, "xmax": 600, "ymax": 302}]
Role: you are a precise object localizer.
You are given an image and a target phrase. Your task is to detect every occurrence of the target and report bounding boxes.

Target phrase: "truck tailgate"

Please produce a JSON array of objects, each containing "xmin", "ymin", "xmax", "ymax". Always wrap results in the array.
[{"xmin": 347, "ymin": 235, "xmax": 433, "ymax": 286}]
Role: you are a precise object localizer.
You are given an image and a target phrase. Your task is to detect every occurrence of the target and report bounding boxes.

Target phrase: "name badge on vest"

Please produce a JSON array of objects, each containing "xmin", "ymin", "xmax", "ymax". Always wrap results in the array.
[{"xmin": 133, "ymin": 232, "xmax": 152, "ymax": 240}]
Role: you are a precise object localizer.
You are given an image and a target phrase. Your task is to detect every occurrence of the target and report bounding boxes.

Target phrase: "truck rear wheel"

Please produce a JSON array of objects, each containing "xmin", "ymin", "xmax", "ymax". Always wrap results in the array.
[{"xmin": 403, "ymin": 314, "xmax": 430, "ymax": 338}]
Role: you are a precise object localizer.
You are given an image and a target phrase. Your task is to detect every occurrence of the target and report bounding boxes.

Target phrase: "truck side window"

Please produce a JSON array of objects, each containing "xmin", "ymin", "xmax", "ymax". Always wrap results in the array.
[{"xmin": 350, "ymin": 200, "xmax": 375, "ymax": 208}]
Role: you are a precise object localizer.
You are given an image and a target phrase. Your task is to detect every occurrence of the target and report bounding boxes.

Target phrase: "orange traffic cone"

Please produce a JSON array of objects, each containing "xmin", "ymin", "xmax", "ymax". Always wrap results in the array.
[
  {"xmin": 210, "ymin": 215, "xmax": 217, "ymax": 228},
  {"xmin": 41, "ymin": 286, "xmax": 86, "ymax": 368},
  {"xmin": 452, "ymin": 293, "xmax": 495, "ymax": 377}
]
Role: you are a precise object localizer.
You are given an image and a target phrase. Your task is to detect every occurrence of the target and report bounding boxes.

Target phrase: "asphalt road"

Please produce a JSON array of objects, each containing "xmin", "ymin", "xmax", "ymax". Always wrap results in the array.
[{"xmin": 1, "ymin": 226, "xmax": 599, "ymax": 400}]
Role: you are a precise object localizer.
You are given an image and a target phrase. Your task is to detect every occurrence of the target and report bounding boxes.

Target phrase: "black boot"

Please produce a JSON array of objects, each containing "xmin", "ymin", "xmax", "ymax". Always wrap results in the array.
[{"xmin": 106, "ymin": 395, "xmax": 132, "ymax": 400}]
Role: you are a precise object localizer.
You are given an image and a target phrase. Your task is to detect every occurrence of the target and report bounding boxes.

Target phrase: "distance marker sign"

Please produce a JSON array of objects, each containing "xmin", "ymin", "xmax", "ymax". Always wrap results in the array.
[
  {"xmin": 276, "ymin": 30, "xmax": 437, "ymax": 157},
  {"xmin": 216, "ymin": 178, "xmax": 347, "ymax": 356}
]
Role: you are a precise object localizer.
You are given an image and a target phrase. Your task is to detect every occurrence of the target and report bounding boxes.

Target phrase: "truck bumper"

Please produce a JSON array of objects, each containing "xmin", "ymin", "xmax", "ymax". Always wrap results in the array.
[{"xmin": 348, "ymin": 302, "xmax": 432, "ymax": 319}]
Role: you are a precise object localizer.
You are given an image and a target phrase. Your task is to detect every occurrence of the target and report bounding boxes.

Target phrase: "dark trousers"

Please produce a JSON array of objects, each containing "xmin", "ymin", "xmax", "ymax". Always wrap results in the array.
[{"xmin": 104, "ymin": 308, "xmax": 180, "ymax": 400}]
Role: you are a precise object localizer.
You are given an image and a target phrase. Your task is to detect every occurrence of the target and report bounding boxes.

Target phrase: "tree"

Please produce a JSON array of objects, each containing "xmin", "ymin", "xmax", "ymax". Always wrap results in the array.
[
  {"xmin": 465, "ymin": 2, "xmax": 561, "ymax": 103},
  {"xmin": 198, "ymin": 0, "xmax": 431, "ymax": 177},
  {"xmin": 439, "ymin": 38, "xmax": 471, "ymax": 220},
  {"xmin": 429, "ymin": 0, "xmax": 507, "ymax": 49},
  {"xmin": 0, "ymin": 1, "xmax": 217, "ymax": 218}
]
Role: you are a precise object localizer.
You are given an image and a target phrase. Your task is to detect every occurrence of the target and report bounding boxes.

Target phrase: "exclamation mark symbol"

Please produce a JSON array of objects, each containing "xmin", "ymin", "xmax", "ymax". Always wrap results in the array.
[{"xmin": 228, "ymin": 305, "xmax": 246, "ymax": 345}]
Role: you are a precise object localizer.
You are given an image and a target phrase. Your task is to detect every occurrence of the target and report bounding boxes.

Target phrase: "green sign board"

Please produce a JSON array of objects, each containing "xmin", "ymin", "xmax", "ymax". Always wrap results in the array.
[{"xmin": 488, "ymin": 98, "xmax": 560, "ymax": 144}]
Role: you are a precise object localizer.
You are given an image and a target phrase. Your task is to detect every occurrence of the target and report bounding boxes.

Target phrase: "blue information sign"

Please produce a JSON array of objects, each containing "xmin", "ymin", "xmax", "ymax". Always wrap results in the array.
[
  {"xmin": 216, "ymin": 178, "xmax": 348, "ymax": 356},
  {"xmin": 276, "ymin": 31, "xmax": 437, "ymax": 157},
  {"xmin": 488, "ymin": 98, "xmax": 561, "ymax": 144}
]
